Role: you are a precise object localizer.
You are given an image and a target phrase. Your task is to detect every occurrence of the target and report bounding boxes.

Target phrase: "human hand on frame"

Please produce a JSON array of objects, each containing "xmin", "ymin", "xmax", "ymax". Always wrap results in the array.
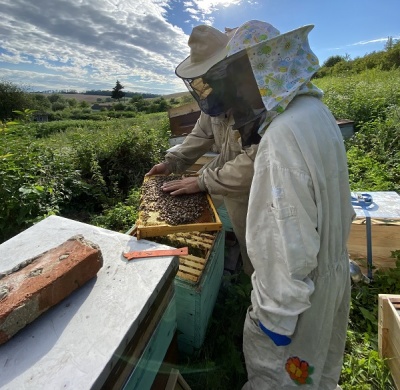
[
  {"xmin": 161, "ymin": 176, "xmax": 201, "ymax": 195},
  {"xmin": 145, "ymin": 162, "xmax": 172, "ymax": 176}
]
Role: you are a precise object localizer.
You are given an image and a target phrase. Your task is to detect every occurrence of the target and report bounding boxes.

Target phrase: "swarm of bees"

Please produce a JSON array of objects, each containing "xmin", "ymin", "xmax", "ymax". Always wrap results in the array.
[{"xmin": 139, "ymin": 176, "xmax": 208, "ymax": 226}]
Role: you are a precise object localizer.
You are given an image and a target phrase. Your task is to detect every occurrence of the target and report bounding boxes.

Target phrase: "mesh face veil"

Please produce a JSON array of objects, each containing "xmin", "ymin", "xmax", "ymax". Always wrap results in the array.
[{"xmin": 182, "ymin": 60, "xmax": 237, "ymax": 117}]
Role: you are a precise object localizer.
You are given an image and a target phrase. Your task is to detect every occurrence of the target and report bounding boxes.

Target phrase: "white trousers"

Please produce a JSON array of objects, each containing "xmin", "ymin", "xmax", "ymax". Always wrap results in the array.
[{"xmin": 242, "ymin": 261, "xmax": 350, "ymax": 389}]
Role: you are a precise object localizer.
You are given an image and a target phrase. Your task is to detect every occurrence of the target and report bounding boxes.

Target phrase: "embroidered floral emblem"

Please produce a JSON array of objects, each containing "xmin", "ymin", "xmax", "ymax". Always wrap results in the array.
[{"xmin": 285, "ymin": 356, "xmax": 314, "ymax": 385}]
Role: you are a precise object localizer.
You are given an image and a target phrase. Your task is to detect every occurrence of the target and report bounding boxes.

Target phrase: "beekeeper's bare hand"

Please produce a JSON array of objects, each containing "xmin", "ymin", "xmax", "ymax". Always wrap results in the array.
[
  {"xmin": 145, "ymin": 162, "xmax": 171, "ymax": 176},
  {"xmin": 162, "ymin": 176, "xmax": 201, "ymax": 195}
]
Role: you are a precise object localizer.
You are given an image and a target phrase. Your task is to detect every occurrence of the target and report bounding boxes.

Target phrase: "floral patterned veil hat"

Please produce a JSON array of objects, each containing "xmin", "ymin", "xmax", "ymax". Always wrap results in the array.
[
  {"xmin": 176, "ymin": 20, "xmax": 323, "ymax": 134},
  {"xmin": 225, "ymin": 20, "xmax": 323, "ymax": 134}
]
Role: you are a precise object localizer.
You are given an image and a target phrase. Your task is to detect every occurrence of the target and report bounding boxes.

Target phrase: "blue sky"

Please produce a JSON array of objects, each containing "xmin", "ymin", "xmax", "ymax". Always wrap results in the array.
[{"xmin": 0, "ymin": 0, "xmax": 399, "ymax": 95}]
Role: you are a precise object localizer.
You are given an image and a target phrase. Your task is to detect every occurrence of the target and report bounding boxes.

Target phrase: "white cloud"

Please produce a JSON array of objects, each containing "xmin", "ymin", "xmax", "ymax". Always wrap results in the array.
[
  {"xmin": 349, "ymin": 36, "xmax": 400, "ymax": 46},
  {"xmin": 0, "ymin": 0, "xmax": 190, "ymax": 93}
]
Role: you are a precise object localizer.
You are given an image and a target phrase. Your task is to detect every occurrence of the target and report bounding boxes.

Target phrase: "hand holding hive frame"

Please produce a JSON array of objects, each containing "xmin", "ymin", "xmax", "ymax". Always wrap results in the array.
[{"xmin": 135, "ymin": 175, "xmax": 222, "ymax": 239}]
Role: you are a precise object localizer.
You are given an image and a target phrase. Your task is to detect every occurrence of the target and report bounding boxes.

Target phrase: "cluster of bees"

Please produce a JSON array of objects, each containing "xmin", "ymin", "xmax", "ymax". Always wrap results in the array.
[{"xmin": 139, "ymin": 176, "xmax": 208, "ymax": 226}]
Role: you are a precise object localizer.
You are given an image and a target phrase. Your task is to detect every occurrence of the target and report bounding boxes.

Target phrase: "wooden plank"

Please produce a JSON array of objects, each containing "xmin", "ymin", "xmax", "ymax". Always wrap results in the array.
[
  {"xmin": 178, "ymin": 264, "xmax": 202, "ymax": 277},
  {"xmin": 168, "ymin": 102, "xmax": 199, "ymax": 118},
  {"xmin": 378, "ymin": 294, "xmax": 400, "ymax": 390},
  {"xmin": 348, "ymin": 222, "xmax": 400, "ymax": 271},
  {"xmin": 180, "ymin": 255, "xmax": 206, "ymax": 266},
  {"xmin": 177, "ymin": 271, "xmax": 199, "ymax": 283}
]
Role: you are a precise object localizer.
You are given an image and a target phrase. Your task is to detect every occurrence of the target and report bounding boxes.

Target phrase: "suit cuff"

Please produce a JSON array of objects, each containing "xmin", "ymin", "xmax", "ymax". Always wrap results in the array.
[{"xmin": 259, "ymin": 321, "xmax": 292, "ymax": 346}]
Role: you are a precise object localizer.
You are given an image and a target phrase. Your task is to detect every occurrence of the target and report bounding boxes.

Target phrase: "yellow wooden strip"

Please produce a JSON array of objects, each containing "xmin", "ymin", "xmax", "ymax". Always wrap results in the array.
[
  {"xmin": 179, "ymin": 258, "xmax": 205, "ymax": 271},
  {"xmin": 180, "ymin": 254, "xmax": 206, "ymax": 264},
  {"xmin": 177, "ymin": 270, "xmax": 199, "ymax": 283},
  {"xmin": 179, "ymin": 264, "xmax": 202, "ymax": 276}
]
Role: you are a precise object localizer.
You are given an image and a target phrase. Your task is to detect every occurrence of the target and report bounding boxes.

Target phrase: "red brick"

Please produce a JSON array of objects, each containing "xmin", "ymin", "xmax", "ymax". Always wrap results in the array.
[{"xmin": 0, "ymin": 235, "xmax": 103, "ymax": 345}]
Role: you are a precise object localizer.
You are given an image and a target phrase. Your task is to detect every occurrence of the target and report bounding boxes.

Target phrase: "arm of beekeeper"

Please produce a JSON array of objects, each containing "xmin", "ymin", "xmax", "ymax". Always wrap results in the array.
[
  {"xmin": 164, "ymin": 112, "xmax": 215, "ymax": 173},
  {"xmin": 197, "ymin": 143, "xmax": 258, "ymax": 195},
  {"xmin": 246, "ymin": 143, "xmax": 319, "ymax": 338}
]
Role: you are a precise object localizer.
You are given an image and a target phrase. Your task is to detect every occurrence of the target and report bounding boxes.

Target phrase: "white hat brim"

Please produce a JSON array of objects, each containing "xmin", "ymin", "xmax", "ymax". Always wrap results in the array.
[
  {"xmin": 175, "ymin": 46, "xmax": 230, "ymax": 79},
  {"xmin": 175, "ymin": 24, "xmax": 314, "ymax": 79}
]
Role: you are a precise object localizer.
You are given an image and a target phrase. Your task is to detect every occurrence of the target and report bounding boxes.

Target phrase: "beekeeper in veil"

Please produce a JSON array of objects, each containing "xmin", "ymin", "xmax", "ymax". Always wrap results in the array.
[{"xmin": 153, "ymin": 19, "xmax": 355, "ymax": 389}]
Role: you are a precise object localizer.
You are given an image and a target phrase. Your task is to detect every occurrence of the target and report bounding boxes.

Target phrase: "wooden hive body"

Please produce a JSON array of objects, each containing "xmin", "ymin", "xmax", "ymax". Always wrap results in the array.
[
  {"xmin": 378, "ymin": 294, "xmax": 400, "ymax": 389},
  {"xmin": 140, "ymin": 229, "xmax": 225, "ymax": 356}
]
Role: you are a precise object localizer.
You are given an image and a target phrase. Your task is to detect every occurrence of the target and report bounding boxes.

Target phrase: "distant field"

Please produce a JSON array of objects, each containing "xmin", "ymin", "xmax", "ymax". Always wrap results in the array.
[
  {"xmin": 41, "ymin": 92, "xmax": 190, "ymax": 103},
  {"xmin": 42, "ymin": 93, "xmax": 108, "ymax": 103}
]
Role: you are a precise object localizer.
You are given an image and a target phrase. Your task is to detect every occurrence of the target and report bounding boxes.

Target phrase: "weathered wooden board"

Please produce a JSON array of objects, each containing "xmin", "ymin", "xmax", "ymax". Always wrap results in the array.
[
  {"xmin": 348, "ymin": 220, "xmax": 400, "ymax": 272},
  {"xmin": 378, "ymin": 294, "xmax": 400, "ymax": 390}
]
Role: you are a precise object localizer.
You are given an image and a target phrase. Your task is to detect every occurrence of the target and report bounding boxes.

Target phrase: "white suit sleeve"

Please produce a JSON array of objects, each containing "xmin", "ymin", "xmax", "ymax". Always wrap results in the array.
[
  {"xmin": 165, "ymin": 112, "xmax": 215, "ymax": 173},
  {"xmin": 246, "ymin": 141, "xmax": 320, "ymax": 336},
  {"xmin": 198, "ymin": 144, "xmax": 258, "ymax": 195}
]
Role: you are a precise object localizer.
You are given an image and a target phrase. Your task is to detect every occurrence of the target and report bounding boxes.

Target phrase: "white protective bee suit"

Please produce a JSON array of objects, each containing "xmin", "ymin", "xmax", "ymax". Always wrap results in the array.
[{"xmin": 206, "ymin": 20, "xmax": 356, "ymax": 389}]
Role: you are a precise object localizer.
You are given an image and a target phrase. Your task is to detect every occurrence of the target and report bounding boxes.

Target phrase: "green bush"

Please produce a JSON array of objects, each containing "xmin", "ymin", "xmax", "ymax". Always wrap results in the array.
[
  {"xmin": 0, "ymin": 130, "xmax": 84, "ymax": 241},
  {"xmin": 89, "ymin": 188, "xmax": 140, "ymax": 232},
  {"xmin": 0, "ymin": 114, "xmax": 170, "ymax": 243},
  {"xmin": 314, "ymin": 69, "xmax": 400, "ymax": 126},
  {"xmin": 345, "ymin": 106, "xmax": 400, "ymax": 192}
]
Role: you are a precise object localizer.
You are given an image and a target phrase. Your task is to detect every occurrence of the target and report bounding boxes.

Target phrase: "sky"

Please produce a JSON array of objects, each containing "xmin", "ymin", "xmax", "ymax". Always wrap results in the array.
[{"xmin": 1, "ymin": 0, "xmax": 399, "ymax": 95}]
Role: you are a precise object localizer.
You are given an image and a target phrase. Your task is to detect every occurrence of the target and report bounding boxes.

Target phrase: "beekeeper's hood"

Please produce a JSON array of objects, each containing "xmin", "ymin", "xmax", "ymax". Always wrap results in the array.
[{"xmin": 176, "ymin": 20, "xmax": 323, "ymax": 134}]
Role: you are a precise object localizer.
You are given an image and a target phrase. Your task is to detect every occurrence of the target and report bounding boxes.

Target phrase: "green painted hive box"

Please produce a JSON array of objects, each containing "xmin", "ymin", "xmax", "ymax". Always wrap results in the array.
[
  {"xmin": 151, "ymin": 229, "xmax": 225, "ymax": 356},
  {"xmin": 123, "ymin": 296, "xmax": 177, "ymax": 389},
  {"xmin": 174, "ymin": 230, "xmax": 224, "ymax": 355}
]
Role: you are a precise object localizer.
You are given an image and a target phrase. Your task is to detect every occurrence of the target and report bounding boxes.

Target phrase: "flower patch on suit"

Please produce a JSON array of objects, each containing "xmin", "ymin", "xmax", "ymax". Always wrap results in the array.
[{"xmin": 285, "ymin": 356, "xmax": 314, "ymax": 385}]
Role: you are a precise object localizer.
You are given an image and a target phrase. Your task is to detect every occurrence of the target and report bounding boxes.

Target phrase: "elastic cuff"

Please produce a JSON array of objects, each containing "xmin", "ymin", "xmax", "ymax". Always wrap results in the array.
[{"xmin": 259, "ymin": 321, "xmax": 291, "ymax": 346}]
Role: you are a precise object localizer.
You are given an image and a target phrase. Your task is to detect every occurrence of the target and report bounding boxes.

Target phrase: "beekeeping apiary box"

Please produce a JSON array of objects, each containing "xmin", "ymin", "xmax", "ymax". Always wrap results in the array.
[
  {"xmin": 129, "ymin": 228, "xmax": 225, "ymax": 356},
  {"xmin": 135, "ymin": 175, "xmax": 222, "ymax": 239},
  {"xmin": 348, "ymin": 192, "xmax": 400, "ymax": 273},
  {"xmin": 378, "ymin": 294, "xmax": 400, "ymax": 389},
  {"xmin": 173, "ymin": 230, "xmax": 225, "ymax": 355}
]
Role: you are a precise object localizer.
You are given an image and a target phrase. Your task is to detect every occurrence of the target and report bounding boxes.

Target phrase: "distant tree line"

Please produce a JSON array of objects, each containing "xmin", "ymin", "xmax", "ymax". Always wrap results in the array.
[
  {"xmin": 0, "ymin": 81, "xmax": 181, "ymax": 122},
  {"xmin": 314, "ymin": 36, "xmax": 400, "ymax": 78},
  {"xmin": 85, "ymin": 90, "xmax": 160, "ymax": 99},
  {"xmin": 37, "ymin": 88, "xmax": 160, "ymax": 99}
]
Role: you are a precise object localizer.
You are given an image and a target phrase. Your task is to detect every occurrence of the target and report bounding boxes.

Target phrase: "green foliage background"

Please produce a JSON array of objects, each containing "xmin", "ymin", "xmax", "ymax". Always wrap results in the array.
[{"xmin": 0, "ymin": 114, "xmax": 170, "ymax": 242}]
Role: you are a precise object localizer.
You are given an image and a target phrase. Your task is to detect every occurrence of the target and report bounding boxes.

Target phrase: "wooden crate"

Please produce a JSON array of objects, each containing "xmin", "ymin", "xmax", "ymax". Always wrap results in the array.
[
  {"xmin": 348, "ymin": 219, "xmax": 400, "ymax": 272},
  {"xmin": 378, "ymin": 294, "xmax": 400, "ymax": 389},
  {"xmin": 174, "ymin": 230, "xmax": 224, "ymax": 355},
  {"xmin": 168, "ymin": 102, "xmax": 200, "ymax": 137}
]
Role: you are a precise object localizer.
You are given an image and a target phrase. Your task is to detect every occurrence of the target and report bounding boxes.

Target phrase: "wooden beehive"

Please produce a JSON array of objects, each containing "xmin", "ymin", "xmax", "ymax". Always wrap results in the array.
[
  {"xmin": 348, "ymin": 219, "xmax": 400, "ymax": 273},
  {"xmin": 378, "ymin": 294, "xmax": 400, "ymax": 389},
  {"xmin": 146, "ymin": 230, "xmax": 225, "ymax": 356},
  {"xmin": 168, "ymin": 102, "xmax": 200, "ymax": 138},
  {"xmin": 135, "ymin": 175, "xmax": 222, "ymax": 239}
]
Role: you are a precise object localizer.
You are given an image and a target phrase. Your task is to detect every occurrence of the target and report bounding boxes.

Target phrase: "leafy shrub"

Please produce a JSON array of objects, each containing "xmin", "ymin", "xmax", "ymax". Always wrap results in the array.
[
  {"xmin": 0, "ymin": 113, "xmax": 170, "ymax": 243},
  {"xmin": 340, "ymin": 252, "xmax": 400, "ymax": 389},
  {"xmin": 89, "ymin": 188, "xmax": 140, "ymax": 232},
  {"xmin": 314, "ymin": 69, "xmax": 400, "ymax": 126},
  {"xmin": 346, "ymin": 106, "xmax": 400, "ymax": 192},
  {"xmin": 0, "ymin": 131, "xmax": 85, "ymax": 242},
  {"xmin": 73, "ymin": 115, "xmax": 170, "ymax": 206}
]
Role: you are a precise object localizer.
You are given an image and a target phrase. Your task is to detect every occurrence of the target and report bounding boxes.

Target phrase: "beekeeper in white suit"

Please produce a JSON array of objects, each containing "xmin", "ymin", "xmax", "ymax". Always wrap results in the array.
[
  {"xmin": 224, "ymin": 21, "xmax": 355, "ymax": 389},
  {"xmin": 158, "ymin": 19, "xmax": 355, "ymax": 389},
  {"xmin": 146, "ymin": 25, "xmax": 263, "ymax": 276}
]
